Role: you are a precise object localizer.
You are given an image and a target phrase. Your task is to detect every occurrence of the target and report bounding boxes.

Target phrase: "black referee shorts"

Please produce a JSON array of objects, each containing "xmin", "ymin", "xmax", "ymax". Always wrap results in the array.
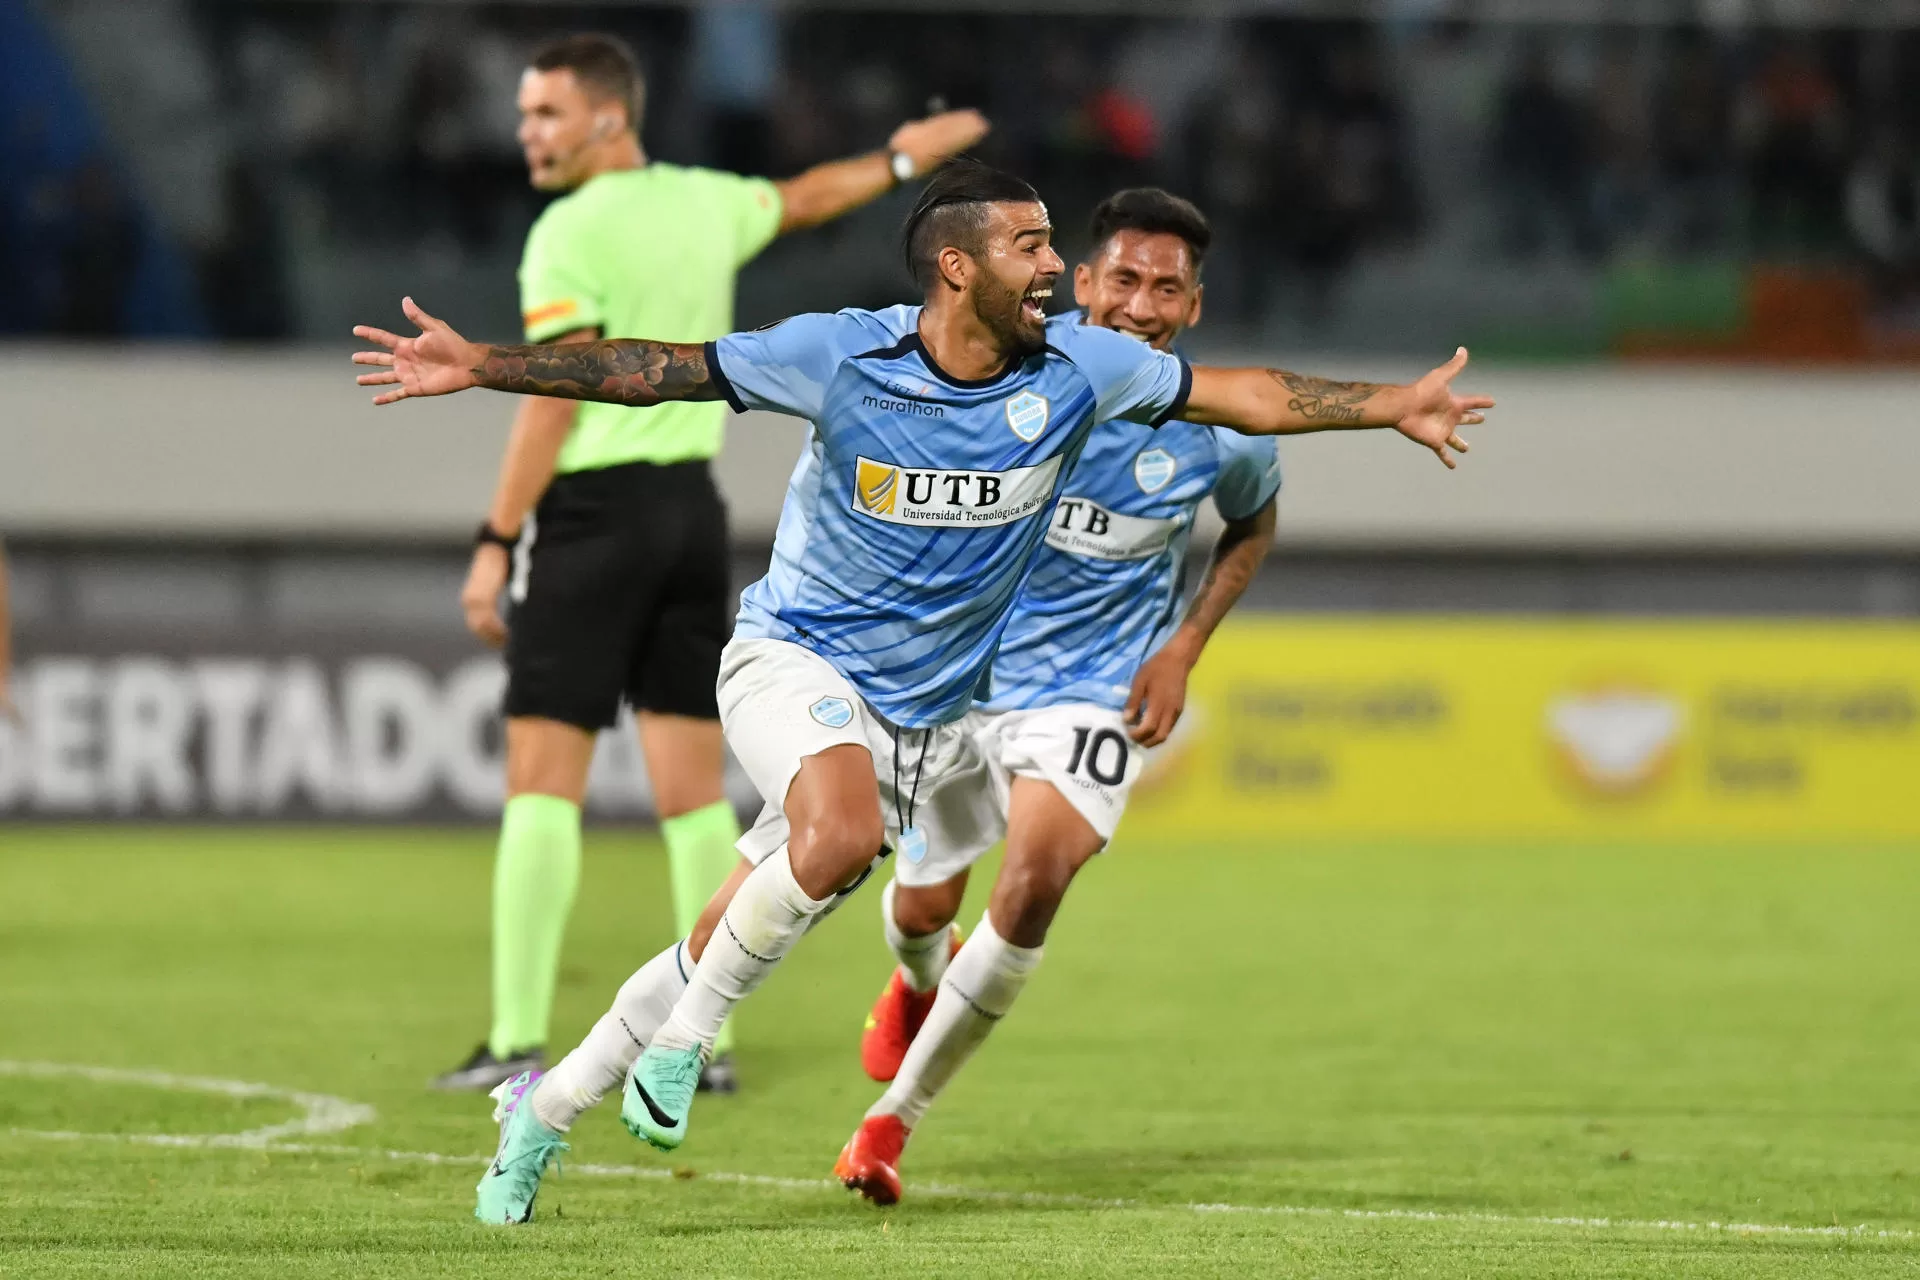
[{"xmin": 504, "ymin": 459, "xmax": 730, "ymax": 730}]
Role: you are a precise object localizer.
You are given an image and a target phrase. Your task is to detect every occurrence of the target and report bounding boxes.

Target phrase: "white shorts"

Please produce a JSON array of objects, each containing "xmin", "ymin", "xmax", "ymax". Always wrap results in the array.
[
  {"xmin": 892, "ymin": 702, "xmax": 1151, "ymax": 889},
  {"xmin": 721, "ymin": 638, "xmax": 1000, "ymax": 879}
]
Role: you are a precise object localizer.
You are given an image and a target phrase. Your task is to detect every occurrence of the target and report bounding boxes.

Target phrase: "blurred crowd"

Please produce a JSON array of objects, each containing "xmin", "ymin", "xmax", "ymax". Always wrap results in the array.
[{"xmin": 11, "ymin": 1, "xmax": 1920, "ymax": 339}]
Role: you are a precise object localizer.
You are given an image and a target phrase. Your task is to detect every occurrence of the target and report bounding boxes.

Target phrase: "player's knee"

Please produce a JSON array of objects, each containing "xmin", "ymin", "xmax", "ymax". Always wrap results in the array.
[
  {"xmin": 793, "ymin": 810, "xmax": 883, "ymax": 861},
  {"xmin": 893, "ymin": 883, "xmax": 961, "ymax": 938},
  {"xmin": 789, "ymin": 811, "xmax": 884, "ymax": 895}
]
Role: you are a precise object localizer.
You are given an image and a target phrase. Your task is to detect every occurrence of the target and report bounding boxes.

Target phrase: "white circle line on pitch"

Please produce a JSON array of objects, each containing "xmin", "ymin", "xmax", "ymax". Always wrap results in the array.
[
  {"xmin": 0, "ymin": 1059, "xmax": 376, "ymax": 1145},
  {"xmin": 6, "ymin": 1124, "xmax": 1914, "ymax": 1242},
  {"xmin": 2, "ymin": 1062, "xmax": 1911, "ymax": 1243}
]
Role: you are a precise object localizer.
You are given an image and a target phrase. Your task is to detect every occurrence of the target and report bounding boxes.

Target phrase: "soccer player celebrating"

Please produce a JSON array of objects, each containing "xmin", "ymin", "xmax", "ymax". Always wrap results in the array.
[
  {"xmin": 350, "ymin": 161, "xmax": 1492, "ymax": 1225},
  {"xmin": 839, "ymin": 188, "xmax": 1275, "ymax": 1205},
  {"xmin": 435, "ymin": 32, "xmax": 989, "ymax": 1094}
]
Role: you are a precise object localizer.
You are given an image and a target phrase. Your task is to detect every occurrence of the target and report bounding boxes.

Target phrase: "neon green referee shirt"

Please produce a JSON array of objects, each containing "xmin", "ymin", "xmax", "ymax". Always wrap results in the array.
[{"xmin": 518, "ymin": 163, "xmax": 783, "ymax": 473}]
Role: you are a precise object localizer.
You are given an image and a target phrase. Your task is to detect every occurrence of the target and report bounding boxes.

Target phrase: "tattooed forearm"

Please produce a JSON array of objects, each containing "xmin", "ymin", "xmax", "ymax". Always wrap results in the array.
[
  {"xmin": 1179, "ymin": 502, "xmax": 1277, "ymax": 641},
  {"xmin": 1180, "ymin": 557, "xmax": 1234, "ymax": 638},
  {"xmin": 1266, "ymin": 370, "xmax": 1384, "ymax": 424},
  {"xmin": 472, "ymin": 340, "xmax": 720, "ymax": 406}
]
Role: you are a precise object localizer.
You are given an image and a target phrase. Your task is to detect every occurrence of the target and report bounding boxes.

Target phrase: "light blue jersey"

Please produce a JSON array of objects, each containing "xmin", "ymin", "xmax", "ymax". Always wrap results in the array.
[
  {"xmin": 980, "ymin": 324, "xmax": 1281, "ymax": 714},
  {"xmin": 711, "ymin": 306, "xmax": 1191, "ymax": 727}
]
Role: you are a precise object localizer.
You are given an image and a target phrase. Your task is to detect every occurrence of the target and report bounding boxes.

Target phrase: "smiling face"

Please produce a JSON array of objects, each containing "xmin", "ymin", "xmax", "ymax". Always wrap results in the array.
[
  {"xmin": 957, "ymin": 200, "xmax": 1065, "ymax": 357},
  {"xmin": 1073, "ymin": 228, "xmax": 1203, "ymax": 351}
]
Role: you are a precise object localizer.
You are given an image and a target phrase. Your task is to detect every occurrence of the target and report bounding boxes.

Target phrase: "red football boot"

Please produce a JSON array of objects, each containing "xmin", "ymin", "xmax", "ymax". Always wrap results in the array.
[
  {"xmin": 835, "ymin": 1113, "xmax": 909, "ymax": 1206},
  {"xmin": 860, "ymin": 929, "xmax": 960, "ymax": 1082}
]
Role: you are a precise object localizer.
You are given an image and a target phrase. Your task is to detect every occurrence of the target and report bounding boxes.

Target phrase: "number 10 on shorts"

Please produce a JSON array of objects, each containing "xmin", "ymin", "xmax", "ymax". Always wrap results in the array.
[{"xmin": 1066, "ymin": 726, "xmax": 1129, "ymax": 787}]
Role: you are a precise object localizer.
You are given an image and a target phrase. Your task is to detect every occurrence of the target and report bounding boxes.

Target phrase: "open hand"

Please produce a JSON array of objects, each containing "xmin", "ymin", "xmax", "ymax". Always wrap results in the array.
[
  {"xmin": 1393, "ymin": 347, "xmax": 1495, "ymax": 470},
  {"xmin": 889, "ymin": 110, "xmax": 992, "ymax": 177},
  {"xmin": 353, "ymin": 298, "xmax": 485, "ymax": 405}
]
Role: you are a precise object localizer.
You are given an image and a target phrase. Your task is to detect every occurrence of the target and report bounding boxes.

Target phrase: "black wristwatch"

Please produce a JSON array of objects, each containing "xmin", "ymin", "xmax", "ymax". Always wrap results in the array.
[{"xmin": 474, "ymin": 521, "xmax": 520, "ymax": 551}]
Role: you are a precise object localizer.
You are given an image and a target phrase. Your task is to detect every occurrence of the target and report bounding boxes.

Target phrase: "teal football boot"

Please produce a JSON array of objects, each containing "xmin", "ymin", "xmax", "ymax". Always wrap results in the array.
[
  {"xmin": 474, "ymin": 1070, "xmax": 568, "ymax": 1225},
  {"xmin": 621, "ymin": 1044, "xmax": 705, "ymax": 1151}
]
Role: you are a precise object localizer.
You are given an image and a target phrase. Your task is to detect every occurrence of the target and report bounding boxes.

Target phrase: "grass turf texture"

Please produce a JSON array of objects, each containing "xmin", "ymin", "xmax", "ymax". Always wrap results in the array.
[{"xmin": 2, "ymin": 828, "xmax": 1917, "ymax": 1278}]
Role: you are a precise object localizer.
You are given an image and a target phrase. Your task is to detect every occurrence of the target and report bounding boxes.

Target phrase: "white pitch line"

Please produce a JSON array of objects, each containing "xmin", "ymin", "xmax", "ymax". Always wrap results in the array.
[
  {"xmin": 7, "ymin": 1126, "xmax": 1913, "ymax": 1243},
  {"xmin": 0, "ymin": 1060, "xmax": 374, "ymax": 1144}
]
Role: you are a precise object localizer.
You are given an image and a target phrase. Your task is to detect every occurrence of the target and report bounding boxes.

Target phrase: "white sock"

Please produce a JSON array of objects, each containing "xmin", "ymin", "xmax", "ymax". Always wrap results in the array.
[
  {"xmin": 883, "ymin": 878, "xmax": 956, "ymax": 994},
  {"xmin": 868, "ymin": 910, "xmax": 1042, "ymax": 1130},
  {"xmin": 531, "ymin": 939, "xmax": 692, "ymax": 1131},
  {"xmin": 651, "ymin": 846, "xmax": 834, "ymax": 1054}
]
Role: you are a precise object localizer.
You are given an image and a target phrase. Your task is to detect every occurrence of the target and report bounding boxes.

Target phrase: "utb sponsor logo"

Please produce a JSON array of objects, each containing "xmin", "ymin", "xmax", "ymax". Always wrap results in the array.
[
  {"xmin": 1046, "ymin": 497, "xmax": 1179, "ymax": 562},
  {"xmin": 848, "ymin": 454, "xmax": 1063, "ymax": 528},
  {"xmin": 856, "ymin": 459, "xmax": 900, "ymax": 515}
]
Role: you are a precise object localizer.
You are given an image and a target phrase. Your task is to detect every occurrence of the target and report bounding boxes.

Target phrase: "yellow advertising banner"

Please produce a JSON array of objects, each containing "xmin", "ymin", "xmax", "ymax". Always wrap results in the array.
[{"xmin": 1125, "ymin": 617, "xmax": 1920, "ymax": 839}]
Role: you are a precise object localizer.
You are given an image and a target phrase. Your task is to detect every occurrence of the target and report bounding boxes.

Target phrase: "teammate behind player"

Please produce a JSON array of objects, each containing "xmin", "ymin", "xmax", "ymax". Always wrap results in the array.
[
  {"xmin": 351, "ymin": 162, "xmax": 1493, "ymax": 1225},
  {"xmin": 837, "ymin": 189, "xmax": 1277, "ymax": 1204},
  {"xmin": 435, "ymin": 33, "xmax": 989, "ymax": 1093}
]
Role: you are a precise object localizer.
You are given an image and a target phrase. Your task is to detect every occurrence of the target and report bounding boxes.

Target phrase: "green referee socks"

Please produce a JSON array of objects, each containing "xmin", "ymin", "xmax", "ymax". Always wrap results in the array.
[
  {"xmin": 489, "ymin": 793, "xmax": 583, "ymax": 1059},
  {"xmin": 661, "ymin": 798, "xmax": 743, "ymax": 1057}
]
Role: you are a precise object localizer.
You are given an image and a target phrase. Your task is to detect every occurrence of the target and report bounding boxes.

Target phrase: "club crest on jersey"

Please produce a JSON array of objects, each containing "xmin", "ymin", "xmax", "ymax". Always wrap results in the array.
[
  {"xmin": 1004, "ymin": 390, "xmax": 1050, "ymax": 442},
  {"xmin": 809, "ymin": 696, "xmax": 854, "ymax": 728},
  {"xmin": 896, "ymin": 826, "xmax": 928, "ymax": 864},
  {"xmin": 1134, "ymin": 448, "xmax": 1177, "ymax": 494},
  {"xmin": 856, "ymin": 458, "xmax": 900, "ymax": 515}
]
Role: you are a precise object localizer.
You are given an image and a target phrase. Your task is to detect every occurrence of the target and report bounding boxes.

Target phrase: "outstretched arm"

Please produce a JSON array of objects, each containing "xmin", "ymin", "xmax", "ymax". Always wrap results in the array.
[
  {"xmin": 774, "ymin": 110, "xmax": 990, "ymax": 234},
  {"xmin": 353, "ymin": 298, "xmax": 719, "ymax": 407},
  {"xmin": 1182, "ymin": 348, "xmax": 1494, "ymax": 469},
  {"xmin": 1123, "ymin": 499, "xmax": 1277, "ymax": 746}
]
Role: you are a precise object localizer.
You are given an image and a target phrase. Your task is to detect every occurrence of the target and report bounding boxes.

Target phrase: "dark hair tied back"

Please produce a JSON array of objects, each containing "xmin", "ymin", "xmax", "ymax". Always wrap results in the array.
[{"xmin": 901, "ymin": 159, "xmax": 1042, "ymax": 290}]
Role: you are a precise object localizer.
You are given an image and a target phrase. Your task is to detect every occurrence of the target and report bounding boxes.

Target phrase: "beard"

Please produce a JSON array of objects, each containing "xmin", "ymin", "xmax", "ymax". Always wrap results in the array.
[{"xmin": 969, "ymin": 271, "xmax": 1047, "ymax": 359}]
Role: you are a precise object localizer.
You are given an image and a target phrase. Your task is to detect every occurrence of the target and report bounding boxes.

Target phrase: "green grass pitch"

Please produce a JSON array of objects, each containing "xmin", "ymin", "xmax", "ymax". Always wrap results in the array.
[{"xmin": 2, "ymin": 826, "xmax": 1917, "ymax": 1277}]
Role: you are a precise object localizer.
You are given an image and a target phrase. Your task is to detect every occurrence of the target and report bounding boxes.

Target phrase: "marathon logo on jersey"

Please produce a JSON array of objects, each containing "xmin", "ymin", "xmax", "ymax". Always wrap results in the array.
[
  {"xmin": 852, "ymin": 454, "xmax": 1063, "ymax": 527},
  {"xmin": 861, "ymin": 384, "xmax": 946, "ymax": 418},
  {"xmin": 1045, "ymin": 497, "xmax": 1182, "ymax": 561}
]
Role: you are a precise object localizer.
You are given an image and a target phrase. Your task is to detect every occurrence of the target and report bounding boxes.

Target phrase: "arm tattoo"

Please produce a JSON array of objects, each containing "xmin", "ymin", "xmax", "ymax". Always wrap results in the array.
[
  {"xmin": 1180, "ymin": 504, "xmax": 1275, "ymax": 639},
  {"xmin": 472, "ymin": 340, "xmax": 719, "ymax": 406},
  {"xmin": 1266, "ymin": 370, "xmax": 1382, "ymax": 424},
  {"xmin": 1180, "ymin": 556, "xmax": 1233, "ymax": 635}
]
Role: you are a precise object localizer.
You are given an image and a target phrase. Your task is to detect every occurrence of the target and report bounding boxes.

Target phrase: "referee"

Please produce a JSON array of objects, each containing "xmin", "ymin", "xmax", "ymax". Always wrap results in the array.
[{"xmin": 435, "ymin": 33, "xmax": 988, "ymax": 1093}]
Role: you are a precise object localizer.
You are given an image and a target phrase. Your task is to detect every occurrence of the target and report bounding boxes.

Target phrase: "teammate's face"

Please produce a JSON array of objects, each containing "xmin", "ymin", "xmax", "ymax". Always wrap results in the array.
[
  {"xmin": 1073, "ymin": 230, "xmax": 1203, "ymax": 351},
  {"xmin": 962, "ymin": 202, "xmax": 1063, "ymax": 358},
  {"xmin": 517, "ymin": 68, "xmax": 613, "ymax": 192}
]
